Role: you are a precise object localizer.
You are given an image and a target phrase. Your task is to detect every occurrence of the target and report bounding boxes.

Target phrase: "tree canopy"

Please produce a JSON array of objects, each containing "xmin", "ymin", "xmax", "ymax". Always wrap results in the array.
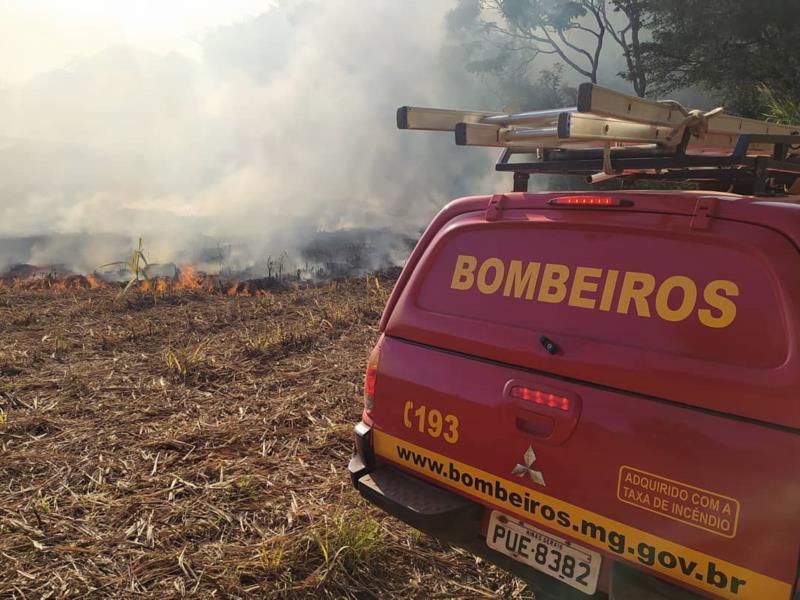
[
  {"xmin": 450, "ymin": 0, "xmax": 648, "ymax": 96},
  {"xmin": 449, "ymin": 0, "xmax": 800, "ymax": 117},
  {"xmin": 641, "ymin": 0, "xmax": 800, "ymax": 116}
]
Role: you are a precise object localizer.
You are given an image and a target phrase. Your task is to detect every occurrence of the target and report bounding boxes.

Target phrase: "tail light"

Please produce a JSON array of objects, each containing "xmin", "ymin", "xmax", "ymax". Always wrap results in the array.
[
  {"xmin": 510, "ymin": 385, "xmax": 570, "ymax": 411},
  {"xmin": 363, "ymin": 337, "xmax": 383, "ymax": 416},
  {"xmin": 548, "ymin": 195, "xmax": 632, "ymax": 207}
]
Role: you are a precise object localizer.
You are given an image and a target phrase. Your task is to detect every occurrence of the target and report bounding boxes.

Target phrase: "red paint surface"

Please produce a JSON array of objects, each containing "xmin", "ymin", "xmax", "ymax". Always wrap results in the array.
[{"xmin": 368, "ymin": 191, "xmax": 800, "ymax": 595}]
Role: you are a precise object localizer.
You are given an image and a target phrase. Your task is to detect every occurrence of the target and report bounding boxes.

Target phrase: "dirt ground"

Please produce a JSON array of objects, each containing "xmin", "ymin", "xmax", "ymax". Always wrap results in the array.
[{"xmin": 0, "ymin": 278, "xmax": 530, "ymax": 599}]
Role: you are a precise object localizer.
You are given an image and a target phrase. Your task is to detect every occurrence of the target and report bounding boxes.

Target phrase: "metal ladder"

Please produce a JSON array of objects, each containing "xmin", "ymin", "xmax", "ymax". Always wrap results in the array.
[{"xmin": 398, "ymin": 83, "xmax": 800, "ymax": 194}]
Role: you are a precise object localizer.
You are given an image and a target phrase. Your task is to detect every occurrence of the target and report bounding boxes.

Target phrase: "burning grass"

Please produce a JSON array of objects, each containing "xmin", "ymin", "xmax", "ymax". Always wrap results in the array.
[
  {"xmin": 0, "ymin": 277, "xmax": 530, "ymax": 598},
  {"xmin": 0, "ymin": 265, "xmax": 290, "ymax": 297}
]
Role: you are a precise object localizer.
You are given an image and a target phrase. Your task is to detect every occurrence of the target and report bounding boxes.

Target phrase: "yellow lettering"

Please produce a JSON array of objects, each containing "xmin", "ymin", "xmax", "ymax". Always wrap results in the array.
[
  {"xmin": 443, "ymin": 414, "xmax": 459, "ymax": 444},
  {"xmin": 569, "ymin": 266, "xmax": 602, "ymax": 309},
  {"xmin": 655, "ymin": 276, "xmax": 697, "ymax": 322},
  {"xmin": 616, "ymin": 271, "xmax": 655, "ymax": 317},
  {"xmin": 477, "ymin": 258, "xmax": 505, "ymax": 294},
  {"xmin": 451, "ymin": 256, "xmax": 739, "ymax": 330},
  {"xmin": 537, "ymin": 264, "xmax": 570, "ymax": 303},
  {"xmin": 503, "ymin": 260, "xmax": 541, "ymax": 299},
  {"xmin": 599, "ymin": 269, "xmax": 618, "ymax": 311},
  {"xmin": 698, "ymin": 280, "xmax": 739, "ymax": 328},
  {"xmin": 451, "ymin": 255, "xmax": 477, "ymax": 290},
  {"xmin": 403, "ymin": 401, "xmax": 412, "ymax": 429}
]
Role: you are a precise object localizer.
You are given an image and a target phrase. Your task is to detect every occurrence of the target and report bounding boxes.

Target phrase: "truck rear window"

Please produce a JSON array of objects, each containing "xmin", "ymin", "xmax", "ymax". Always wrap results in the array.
[{"xmin": 415, "ymin": 221, "xmax": 786, "ymax": 368}]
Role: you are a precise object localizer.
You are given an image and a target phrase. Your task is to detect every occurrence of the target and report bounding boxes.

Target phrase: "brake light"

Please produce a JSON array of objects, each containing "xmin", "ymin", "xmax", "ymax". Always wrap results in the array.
[
  {"xmin": 548, "ymin": 195, "xmax": 631, "ymax": 207},
  {"xmin": 510, "ymin": 386, "xmax": 570, "ymax": 411},
  {"xmin": 363, "ymin": 339, "xmax": 382, "ymax": 415}
]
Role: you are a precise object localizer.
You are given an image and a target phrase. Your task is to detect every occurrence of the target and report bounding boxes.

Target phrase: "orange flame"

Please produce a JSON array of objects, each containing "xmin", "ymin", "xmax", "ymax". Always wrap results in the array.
[
  {"xmin": 1, "ymin": 265, "xmax": 274, "ymax": 297},
  {"xmin": 176, "ymin": 265, "xmax": 215, "ymax": 292},
  {"xmin": 85, "ymin": 274, "xmax": 104, "ymax": 290}
]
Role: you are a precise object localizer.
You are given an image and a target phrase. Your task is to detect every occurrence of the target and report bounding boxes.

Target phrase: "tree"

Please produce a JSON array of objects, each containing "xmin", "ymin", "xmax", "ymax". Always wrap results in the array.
[
  {"xmin": 601, "ymin": 1, "xmax": 646, "ymax": 96},
  {"xmin": 485, "ymin": 0, "xmax": 608, "ymax": 85},
  {"xmin": 451, "ymin": 0, "xmax": 800, "ymax": 117},
  {"xmin": 450, "ymin": 0, "xmax": 649, "ymax": 97},
  {"xmin": 641, "ymin": 0, "xmax": 800, "ymax": 116}
]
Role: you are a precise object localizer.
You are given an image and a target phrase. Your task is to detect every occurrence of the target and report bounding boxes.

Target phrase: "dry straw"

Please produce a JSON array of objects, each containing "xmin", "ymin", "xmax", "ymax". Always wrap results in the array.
[{"xmin": 0, "ymin": 277, "xmax": 528, "ymax": 598}]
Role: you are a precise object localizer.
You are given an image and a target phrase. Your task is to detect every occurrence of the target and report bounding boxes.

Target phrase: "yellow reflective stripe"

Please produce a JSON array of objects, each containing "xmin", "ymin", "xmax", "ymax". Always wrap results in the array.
[{"xmin": 374, "ymin": 431, "xmax": 791, "ymax": 600}]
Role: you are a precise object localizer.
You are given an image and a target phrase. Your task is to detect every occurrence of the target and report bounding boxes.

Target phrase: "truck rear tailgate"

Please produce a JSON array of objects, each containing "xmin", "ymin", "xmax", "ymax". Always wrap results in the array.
[{"xmin": 372, "ymin": 336, "xmax": 800, "ymax": 599}]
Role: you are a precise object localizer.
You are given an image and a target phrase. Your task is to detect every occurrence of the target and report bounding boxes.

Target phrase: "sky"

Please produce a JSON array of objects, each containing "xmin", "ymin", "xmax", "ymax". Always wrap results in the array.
[
  {"xmin": 0, "ymin": 1, "xmax": 499, "ymax": 272},
  {"xmin": 0, "ymin": 1, "xmax": 275, "ymax": 83}
]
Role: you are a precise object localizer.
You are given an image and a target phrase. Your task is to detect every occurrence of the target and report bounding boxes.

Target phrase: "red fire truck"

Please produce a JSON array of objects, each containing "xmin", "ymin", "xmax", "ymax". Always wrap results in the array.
[{"xmin": 349, "ymin": 84, "xmax": 800, "ymax": 599}]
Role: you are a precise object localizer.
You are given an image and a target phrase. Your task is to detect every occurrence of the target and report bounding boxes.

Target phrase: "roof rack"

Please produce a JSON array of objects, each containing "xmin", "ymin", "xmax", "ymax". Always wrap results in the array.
[{"xmin": 398, "ymin": 83, "xmax": 800, "ymax": 194}]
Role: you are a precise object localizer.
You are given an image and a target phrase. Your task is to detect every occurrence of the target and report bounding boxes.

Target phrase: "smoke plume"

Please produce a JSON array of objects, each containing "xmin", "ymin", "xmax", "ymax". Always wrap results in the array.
[{"xmin": 0, "ymin": 0, "xmax": 502, "ymax": 275}]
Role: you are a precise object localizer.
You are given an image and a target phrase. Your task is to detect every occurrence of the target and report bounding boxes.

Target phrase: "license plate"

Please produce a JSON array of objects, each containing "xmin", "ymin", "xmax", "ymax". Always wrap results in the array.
[{"xmin": 487, "ymin": 511, "xmax": 601, "ymax": 595}]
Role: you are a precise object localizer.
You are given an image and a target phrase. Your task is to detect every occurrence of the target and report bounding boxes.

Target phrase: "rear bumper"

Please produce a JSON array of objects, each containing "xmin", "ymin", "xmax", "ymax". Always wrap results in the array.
[
  {"xmin": 349, "ymin": 422, "xmax": 709, "ymax": 600},
  {"xmin": 349, "ymin": 453, "xmax": 482, "ymax": 543},
  {"xmin": 348, "ymin": 423, "xmax": 607, "ymax": 599},
  {"xmin": 349, "ymin": 453, "xmax": 593, "ymax": 598},
  {"xmin": 348, "ymin": 421, "xmax": 479, "ymax": 543}
]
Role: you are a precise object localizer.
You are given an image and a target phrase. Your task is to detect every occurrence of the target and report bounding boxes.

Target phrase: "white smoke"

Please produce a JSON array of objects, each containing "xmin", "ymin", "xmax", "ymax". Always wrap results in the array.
[{"xmin": 0, "ymin": 0, "xmax": 503, "ymax": 274}]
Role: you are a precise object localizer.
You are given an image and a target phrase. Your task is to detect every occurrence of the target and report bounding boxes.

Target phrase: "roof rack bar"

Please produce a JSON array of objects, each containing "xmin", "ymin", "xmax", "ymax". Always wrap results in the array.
[
  {"xmin": 541, "ymin": 145, "xmax": 675, "ymax": 161},
  {"xmin": 495, "ymin": 154, "xmax": 746, "ymax": 174},
  {"xmin": 733, "ymin": 133, "xmax": 800, "ymax": 158}
]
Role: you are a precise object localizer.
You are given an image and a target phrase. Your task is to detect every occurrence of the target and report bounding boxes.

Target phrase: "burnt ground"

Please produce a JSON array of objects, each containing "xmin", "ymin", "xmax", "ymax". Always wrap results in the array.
[{"xmin": 0, "ymin": 279, "xmax": 531, "ymax": 599}]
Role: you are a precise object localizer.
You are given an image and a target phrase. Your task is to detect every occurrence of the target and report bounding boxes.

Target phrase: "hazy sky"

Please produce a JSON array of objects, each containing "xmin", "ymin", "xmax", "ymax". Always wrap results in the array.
[{"xmin": 0, "ymin": 1, "xmax": 276, "ymax": 83}]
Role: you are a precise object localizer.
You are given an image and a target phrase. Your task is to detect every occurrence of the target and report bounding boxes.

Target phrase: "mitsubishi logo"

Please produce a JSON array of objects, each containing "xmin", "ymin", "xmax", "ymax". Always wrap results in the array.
[{"xmin": 512, "ymin": 446, "xmax": 546, "ymax": 486}]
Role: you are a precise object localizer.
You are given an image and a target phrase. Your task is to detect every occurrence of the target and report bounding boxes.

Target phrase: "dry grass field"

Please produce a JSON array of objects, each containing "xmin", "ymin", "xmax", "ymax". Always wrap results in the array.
[{"xmin": 0, "ymin": 278, "xmax": 530, "ymax": 599}]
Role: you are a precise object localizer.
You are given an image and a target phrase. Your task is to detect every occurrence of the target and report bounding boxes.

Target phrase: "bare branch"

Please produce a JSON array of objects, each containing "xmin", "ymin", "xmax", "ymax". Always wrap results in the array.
[
  {"xmin": 556, "ymin": 29, "xmax": 595, "ymax": 65},
  {"xmin": 541, "ymin": 27, "xmax": 594, "ymax": 80},
  {"xmin": 477, "ymin": 0, "xmax": 613, "ymax": 86},
  {"xmin": 600, "ymin": 0, "xmax": 647, "ymax": 96},
  {"xmin": 483, "ymin": 21, "xmax": 550, "ymax": 45},
  {"xmin": 587, "ymin": 2, "xmax": 605, "ymax": 82}
]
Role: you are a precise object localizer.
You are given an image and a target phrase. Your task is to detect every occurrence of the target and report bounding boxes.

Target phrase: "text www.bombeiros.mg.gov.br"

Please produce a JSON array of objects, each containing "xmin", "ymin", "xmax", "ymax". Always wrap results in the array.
[{"xmin": 391, "ymin": 442, "xmax": 752, "ymax": 596}]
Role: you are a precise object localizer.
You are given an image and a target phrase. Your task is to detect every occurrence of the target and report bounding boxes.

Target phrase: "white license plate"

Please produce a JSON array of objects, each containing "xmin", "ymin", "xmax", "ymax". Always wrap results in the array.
[{"xmin": 487, "ymin": 511, "xmax": 601, "ymax": 595}]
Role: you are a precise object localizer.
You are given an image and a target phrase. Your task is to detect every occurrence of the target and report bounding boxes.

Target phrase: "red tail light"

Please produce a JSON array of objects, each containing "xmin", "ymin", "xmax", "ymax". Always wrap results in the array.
[
  {"xmin": 548, "ymin": 195, "xmax": 631, "ymax": 207},
  {"xmin": 363, "ymin": 338, "xmax": 382, "ymax": 415},
  {"xmin": 510, "ymin": 386, "xmax": 570, "ymax": 411}
]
